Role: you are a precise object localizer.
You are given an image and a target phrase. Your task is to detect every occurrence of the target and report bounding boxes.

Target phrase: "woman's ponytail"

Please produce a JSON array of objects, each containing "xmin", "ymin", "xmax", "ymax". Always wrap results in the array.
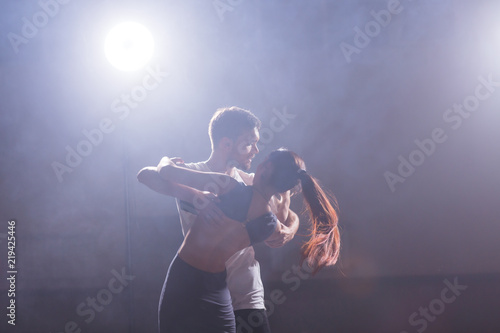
[
  {"xmin": 299, "ymin": 171, "xmax": 340, "ymax": 275},
  {"xmin": 265, "ymin": 148, "xmax": 340, "ymax": 274}
]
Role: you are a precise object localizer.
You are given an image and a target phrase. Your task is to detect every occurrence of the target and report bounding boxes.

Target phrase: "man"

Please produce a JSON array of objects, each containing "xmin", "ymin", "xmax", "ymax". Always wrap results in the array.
[{"xmin": 138, "ymin": 106, "xmax": 299, "ymax": 332}]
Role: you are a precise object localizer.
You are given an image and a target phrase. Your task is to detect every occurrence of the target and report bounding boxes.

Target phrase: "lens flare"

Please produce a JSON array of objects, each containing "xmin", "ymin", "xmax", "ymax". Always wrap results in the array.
[{"xmin": 104, "ymin": 22, "xmax": 154, "ymax": 71}]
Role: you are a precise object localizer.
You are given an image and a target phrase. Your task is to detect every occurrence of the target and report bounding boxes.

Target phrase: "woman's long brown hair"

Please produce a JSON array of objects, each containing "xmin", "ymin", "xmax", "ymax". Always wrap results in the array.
[
  {"xmin": 267, "ymin": 149, "xmax": 340, "ymax": 275},
  {"xmin": 299, "ymin": 172, "xmax": 340, "ymax": 275}
]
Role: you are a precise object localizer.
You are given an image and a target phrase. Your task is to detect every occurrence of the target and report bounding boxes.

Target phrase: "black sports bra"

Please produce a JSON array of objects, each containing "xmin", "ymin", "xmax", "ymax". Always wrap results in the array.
[
  {"xmin": 178, "ymin": 182, "xmax": 277, "ymax": 244},
  {"xmin": 215, "ymin": 182, "xmax": 277, "ymax": 245}
]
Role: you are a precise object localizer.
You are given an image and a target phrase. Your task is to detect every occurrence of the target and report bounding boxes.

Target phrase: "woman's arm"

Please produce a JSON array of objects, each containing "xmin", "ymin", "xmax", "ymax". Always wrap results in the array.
[
  {"xmin": 234, "ymin": 169, "xmax": 300, "ymax": 247},
  {"xmin": 265, "ymin": 211, "xmax": 299, "ymax": 248},
  {"xmin": 156, "ymin": 156, "xmax": 237, "ymax": 195},
  {"xmin": 265, "ymin": 191, "xmax": 300, "ymax": 248}
]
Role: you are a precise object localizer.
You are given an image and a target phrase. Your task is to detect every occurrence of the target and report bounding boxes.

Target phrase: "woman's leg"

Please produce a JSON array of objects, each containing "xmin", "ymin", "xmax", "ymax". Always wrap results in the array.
[
  {"xmin": 158, "ymin": 255, "xmax": 200, "ymax": 333},
  {"xmin": 158, "ymin": 254, "xmax": 236, "ymax": 333}
]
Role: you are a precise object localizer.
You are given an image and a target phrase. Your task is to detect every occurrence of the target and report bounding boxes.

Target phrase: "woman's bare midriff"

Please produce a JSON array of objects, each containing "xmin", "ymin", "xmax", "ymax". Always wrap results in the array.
[{"xmin": 178, "ymin": 215, "xmax": 251, "ymax": 273}]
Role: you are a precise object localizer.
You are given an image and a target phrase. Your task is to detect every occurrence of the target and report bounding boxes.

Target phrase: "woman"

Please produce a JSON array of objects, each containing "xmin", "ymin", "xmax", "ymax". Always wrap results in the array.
[{"xmin": 154, "ymin": 148, "xmax": 340, "ymax": 333}]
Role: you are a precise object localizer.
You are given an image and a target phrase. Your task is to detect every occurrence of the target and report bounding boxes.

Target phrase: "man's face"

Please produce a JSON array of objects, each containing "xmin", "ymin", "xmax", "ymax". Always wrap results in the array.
[{"xmin": 228, "ymin": 127, "xmax": 260, "ymax": 171}]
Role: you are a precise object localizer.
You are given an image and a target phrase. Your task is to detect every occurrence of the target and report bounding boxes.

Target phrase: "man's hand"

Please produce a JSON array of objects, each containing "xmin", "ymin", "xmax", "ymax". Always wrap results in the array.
[
  {"xmin": 170, "ymin": 157, "xmax": 185, "ymax": 166},
  {"xmin": 157, "ymin": 156, "xmax": 173, "ymax": 170},
  {"xmin": 156, "ymin": 156, "xmax": 185, "ymax": 171}
]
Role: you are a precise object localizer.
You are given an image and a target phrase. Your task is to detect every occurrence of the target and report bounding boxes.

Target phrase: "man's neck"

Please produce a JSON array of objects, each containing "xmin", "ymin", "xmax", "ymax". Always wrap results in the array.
[{"xmin": 206, "ymin": 151, "xmax": 236, "ymax": 177}]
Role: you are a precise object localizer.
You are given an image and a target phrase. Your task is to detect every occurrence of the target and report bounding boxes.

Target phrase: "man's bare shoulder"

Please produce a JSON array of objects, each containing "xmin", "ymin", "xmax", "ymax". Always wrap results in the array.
[{"xmin": 236, "ymin": 169, "xmax": 254, "ymax": 185}]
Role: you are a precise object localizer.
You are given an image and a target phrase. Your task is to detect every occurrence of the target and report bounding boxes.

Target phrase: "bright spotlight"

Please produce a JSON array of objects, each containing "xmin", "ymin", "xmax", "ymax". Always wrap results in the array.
[{"xmin": 105, "ymin": 22, "xmax": 154, "ymax": 71}]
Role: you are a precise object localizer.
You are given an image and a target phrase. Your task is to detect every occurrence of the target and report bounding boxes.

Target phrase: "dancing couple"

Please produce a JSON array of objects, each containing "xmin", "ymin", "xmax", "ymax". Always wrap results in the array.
[{"xmin": 138, "ymin": 107, "xmax": 340, "ymax": 333}]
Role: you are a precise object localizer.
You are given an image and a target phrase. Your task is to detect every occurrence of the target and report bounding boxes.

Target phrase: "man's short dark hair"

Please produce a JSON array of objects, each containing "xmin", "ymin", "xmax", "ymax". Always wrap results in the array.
[{"xmin": 209, "ymin": 107, "xmax": 261, "ymax": 148}]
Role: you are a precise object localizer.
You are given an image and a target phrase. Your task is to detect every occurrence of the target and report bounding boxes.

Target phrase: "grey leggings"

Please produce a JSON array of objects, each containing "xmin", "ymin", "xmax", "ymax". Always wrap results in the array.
[{"xmin": 159, "ymin": 255, "xmax": 235, "ymax": 333}]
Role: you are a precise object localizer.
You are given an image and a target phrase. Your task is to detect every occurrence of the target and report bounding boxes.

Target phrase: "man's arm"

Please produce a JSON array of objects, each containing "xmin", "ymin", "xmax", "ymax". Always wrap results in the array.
[
  {"xmin": 137, "ymin": 166, "xmax": 211, "ymax": 203},
  {"xmin": 137, "ymin": 166, "xmax": 177, "ymax": 196},
  {"xmin": 138, "ymin": 165, "xmax": 229, "ymax": 223},
  {"xmin": 157, "ymin": 157, "xmax": 237, "ymax": 195},
  {"xmin": 137, "ymin": 157, "xmax": 187, "ymax": 196}
]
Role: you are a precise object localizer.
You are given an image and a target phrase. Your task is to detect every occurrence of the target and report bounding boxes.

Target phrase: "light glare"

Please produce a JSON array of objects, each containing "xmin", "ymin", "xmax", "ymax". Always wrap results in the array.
[{"xmin": 105, "ymin": 22, "xmax": 154, "ymax": 71}]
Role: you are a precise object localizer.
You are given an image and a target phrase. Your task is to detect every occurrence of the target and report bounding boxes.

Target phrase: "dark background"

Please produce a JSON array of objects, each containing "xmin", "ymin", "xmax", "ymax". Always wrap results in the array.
[{"xmin": 1, "ymin": 0, "xmax": 499, "ymax": 332}]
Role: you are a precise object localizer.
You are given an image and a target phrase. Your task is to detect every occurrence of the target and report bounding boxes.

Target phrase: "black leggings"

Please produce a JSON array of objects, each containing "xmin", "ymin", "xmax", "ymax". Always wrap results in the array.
[
  {"xmin": 234, "ymin": 309, "xmax": 271, "ymax": 333},
  {"xmin": 159, "ymin": 255, "xmax": 235, "ymax": 333}
]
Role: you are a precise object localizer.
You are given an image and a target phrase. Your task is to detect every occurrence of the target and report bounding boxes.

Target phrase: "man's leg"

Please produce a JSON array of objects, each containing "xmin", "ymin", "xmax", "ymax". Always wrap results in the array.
[{"xmin": 234, "ymin": 309, "xmax": 271, "ymax": 333}]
